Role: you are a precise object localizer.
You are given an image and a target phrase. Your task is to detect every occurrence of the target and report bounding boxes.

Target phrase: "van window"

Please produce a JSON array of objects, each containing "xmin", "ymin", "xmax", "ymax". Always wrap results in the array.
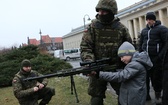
[{"xmin": 54, "ymin": 48, "xmax": 80, "ymax": 61}]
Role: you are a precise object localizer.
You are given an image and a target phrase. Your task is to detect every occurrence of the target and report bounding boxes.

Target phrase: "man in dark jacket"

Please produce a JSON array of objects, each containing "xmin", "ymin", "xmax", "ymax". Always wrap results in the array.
[
  {"xmin": 12, "ymin": 59, "xmax": 55, "ymax": 105},
  {"xmin": 139, "ymin": 12, "xmax": 168, "ymax": 105}
]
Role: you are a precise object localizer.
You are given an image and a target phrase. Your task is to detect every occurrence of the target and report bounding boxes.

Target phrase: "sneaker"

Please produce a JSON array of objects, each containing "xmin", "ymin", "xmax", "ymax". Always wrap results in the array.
[
  {"xmin": 155, "ymin": 97, "xmax": 162, "ymax": 105},
  {"xmin": 155, "ymin": 92, "xmax": 162, "ymax": 105}
]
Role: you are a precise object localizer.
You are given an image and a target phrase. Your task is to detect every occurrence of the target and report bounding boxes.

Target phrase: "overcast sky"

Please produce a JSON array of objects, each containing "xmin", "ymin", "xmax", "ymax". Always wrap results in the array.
[{"xmin": 0, "ymin": 0, "xmax": 141, "ymax": 48}]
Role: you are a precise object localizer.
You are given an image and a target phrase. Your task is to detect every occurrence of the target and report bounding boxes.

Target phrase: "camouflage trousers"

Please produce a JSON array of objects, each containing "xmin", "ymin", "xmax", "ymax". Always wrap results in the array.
[
  {"xmin": 88, "ymin": 76, "xmax": 120, "ymax": 105},
  {"xmin": 18, "ymin": 87, "xmax": 55, "ymax": 105}
]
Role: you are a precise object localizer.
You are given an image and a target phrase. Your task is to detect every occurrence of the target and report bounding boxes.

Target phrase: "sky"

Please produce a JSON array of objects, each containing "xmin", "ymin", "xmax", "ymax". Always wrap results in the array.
[{"xmin": 0, "ymin": 0, "xmax": 141, "ymax": 48}]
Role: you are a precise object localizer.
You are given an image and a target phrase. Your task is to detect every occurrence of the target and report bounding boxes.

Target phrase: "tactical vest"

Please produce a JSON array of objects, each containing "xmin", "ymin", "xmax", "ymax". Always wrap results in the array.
[
  {"xmin": 90, "ymin": 20, "xmax": 124, "ymax": 65},
  {"xmin": 15, "ymin": 71, "xmax": 38, "ymax": 90}
]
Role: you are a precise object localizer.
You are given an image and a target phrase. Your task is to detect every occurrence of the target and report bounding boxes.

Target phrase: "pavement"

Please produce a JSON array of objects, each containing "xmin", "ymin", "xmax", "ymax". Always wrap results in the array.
[{"xmin": 145, "ymin": 86, "xmax": 156, "ymax": 105}]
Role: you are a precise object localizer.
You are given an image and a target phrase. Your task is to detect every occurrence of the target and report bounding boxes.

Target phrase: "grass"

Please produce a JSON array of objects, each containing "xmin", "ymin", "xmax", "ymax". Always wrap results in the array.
[{"xmin": 0, "ymin": 75, "xmax": 118, "ymax": 105}]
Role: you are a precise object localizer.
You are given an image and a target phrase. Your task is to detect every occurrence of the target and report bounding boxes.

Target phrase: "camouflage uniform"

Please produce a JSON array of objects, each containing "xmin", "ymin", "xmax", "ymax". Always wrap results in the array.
[
  {"xmin": 12, "ymin": 60, "xmax": 55, "ymax": 105},
  {"xmin": 80, "ymin": 0, "xmax": 132, "ymax": 105}
]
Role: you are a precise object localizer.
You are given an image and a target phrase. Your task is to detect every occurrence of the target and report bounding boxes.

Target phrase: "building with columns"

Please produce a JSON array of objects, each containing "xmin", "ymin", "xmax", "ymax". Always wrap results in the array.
[
  {"xmin": 119, "ymin": 0, "xmax": 168, "ymax": 40},
  {"xmin": 62, "ymin": 0, "xmax": 168, "ymax": 49}
]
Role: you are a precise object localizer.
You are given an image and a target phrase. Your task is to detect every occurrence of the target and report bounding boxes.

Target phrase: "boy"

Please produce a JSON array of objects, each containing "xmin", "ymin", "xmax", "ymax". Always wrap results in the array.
[{"xmin": 90, "ymin": 41, "xmax": 153, "ymax": 105}]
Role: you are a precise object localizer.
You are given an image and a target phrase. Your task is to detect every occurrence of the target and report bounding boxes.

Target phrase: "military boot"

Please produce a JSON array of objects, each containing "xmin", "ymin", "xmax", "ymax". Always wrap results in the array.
[
  {"xmin": 90, "ymin": 97, "xmax": 104, "ymax": 105},
  {"xmin": 39, "ymin": 103, "xmax": 46, "ymax": 105}
]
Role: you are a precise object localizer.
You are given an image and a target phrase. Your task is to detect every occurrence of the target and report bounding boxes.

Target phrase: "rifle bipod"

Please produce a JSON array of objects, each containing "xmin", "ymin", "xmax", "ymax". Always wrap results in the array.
[{"xmin": 70, "ymin": 75, "xmax": 79, "ymax": 103}]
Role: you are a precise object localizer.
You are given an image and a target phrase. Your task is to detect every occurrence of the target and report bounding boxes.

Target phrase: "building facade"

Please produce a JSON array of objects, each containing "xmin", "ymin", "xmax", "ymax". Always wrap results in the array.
[
  {"xmin": 62, "ymin": 26, "xmax": 84, "ymax": 49},
  {"xmin": 28, "ymin": 35, "xmax": 63, "ymax": 51},
  {"xmin": 62, "ymin": 0, "xmax": 168, "ymax": 49},
  {"xmin": 118, "ymin": 0, "xmax": 168, "ymax": 40}
]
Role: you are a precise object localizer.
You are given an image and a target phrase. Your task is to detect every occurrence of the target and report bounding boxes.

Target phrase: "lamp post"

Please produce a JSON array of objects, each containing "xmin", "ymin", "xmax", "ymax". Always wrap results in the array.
[
  {"xmin": 83, "ymin": 14, "xmax": 91, "ymax": 29},
  {"xmin": 39, "ymin": 29, "xmax": 42, "ymax": 45}
]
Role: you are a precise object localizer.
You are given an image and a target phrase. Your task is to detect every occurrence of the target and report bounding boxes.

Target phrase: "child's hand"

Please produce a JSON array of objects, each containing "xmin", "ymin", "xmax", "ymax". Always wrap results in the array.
[{"xmin": 88, "ymin": 71, "xmax": 97, "ymax": 76}]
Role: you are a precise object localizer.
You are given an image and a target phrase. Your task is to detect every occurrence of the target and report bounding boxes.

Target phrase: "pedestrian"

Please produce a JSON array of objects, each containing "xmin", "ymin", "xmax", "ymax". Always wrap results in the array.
[
  {"xmin": 12, "ymin": 59, "xmax": 55, "ymax": 105},
  {"xmin": 162, "ymin": 31, "xmax": 168, "ymax": 105},
  {"xmin": 138, "ymin": 11, "xmax": 168, "ymax": 104},
  {"xmin": 80, "ymin": 0, "xmax": 132, "ymax": 104},
  {"xmin": 90, "ymin": 41, "xmax": 153, "ymax": 105}
]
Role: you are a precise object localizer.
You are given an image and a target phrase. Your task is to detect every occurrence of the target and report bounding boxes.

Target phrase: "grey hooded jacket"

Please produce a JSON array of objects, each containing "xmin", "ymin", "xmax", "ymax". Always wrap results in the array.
[{"xmin": 99, "ymin": 51, "xmax": 153, "ymax": 105}]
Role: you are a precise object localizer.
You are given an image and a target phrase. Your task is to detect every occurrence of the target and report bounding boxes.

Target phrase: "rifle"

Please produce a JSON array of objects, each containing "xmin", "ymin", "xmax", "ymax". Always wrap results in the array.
[
  {"xmin": 23, "ymin": 58, "xmax": 111, "ymax": 81},
  {"xmin": 23, "ymin": 58, "xmax": 111, "ymax": 103}
]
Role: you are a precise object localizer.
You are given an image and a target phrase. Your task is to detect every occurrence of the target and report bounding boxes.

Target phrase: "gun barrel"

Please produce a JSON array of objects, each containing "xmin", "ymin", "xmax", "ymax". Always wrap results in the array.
[
  {"xmin": 23, "ymin": 58, "xmax": 111, "ymax": 81},
  {"xmin": 23, "ymin": 67, "xmax": 82, "ymax": 81}
]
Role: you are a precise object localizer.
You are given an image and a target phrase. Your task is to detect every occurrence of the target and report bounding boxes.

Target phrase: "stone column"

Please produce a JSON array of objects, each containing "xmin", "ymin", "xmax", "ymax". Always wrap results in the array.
[
  {"xmin": 133, "ymin": 18, "xmax": 138, "ymax": 38},
  {"xmin": 139, "ymin": 16, "xmax": 145, "ymax": 32},
  {"xmin": 128, "ymin": 20, "xmax": 134, "ymax": 39},
  {"xmin": 158, "ymin": 9, "xmax": 164, "ymax": 25},
  {"xmin": 167, "ymin": 7, "xmax": 168, "ymax": 17}
]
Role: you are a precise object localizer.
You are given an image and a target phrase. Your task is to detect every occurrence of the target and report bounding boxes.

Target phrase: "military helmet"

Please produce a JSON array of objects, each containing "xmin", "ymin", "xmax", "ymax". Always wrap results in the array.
[{"xmin": 96, "ymin": 0, "xmax": 118, "ymax": 14}]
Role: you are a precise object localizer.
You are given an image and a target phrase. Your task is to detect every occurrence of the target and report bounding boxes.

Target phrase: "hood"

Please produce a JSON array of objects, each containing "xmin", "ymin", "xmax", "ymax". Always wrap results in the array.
[
  {"xmin": 155, "ymin": 20, "xmax": 161, "ymax": 25},
  {"xmin": 132, "ymin": 51, "xmax": 153, "ymax": 70},
  {"xmin": 146, "ymin": 20, "xmax": 161, "ymax": 28}
]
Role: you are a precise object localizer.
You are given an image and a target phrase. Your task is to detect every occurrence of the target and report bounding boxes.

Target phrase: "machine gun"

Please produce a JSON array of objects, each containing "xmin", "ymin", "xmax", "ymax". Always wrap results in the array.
[{"xmin": 23, "ymin": 58, "xmax": 111, "ymax": 103}]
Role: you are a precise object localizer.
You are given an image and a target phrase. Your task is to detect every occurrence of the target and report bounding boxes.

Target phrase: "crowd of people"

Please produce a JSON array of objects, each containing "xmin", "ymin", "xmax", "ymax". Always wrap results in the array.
[
  {"xmin": 80, "ymin": 0, "xmax": 168, "ymax": 105},
  {"xmin": 12, "ymin": 0, "xmax": 168, "ymax": 105}
]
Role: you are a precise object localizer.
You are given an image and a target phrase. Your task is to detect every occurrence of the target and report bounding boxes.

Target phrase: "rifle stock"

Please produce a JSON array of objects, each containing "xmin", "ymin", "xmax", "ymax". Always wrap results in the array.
[{"xmin": 23, "ymin": 58, "xmax": 111, "ymax": 81}]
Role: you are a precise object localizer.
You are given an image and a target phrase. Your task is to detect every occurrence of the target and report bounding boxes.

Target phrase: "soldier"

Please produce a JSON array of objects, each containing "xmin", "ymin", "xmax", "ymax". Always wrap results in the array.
[
  {"xmin": 80, "ymin": 0, "xmax": 132, "ymax": 105},
  {"xmin": 12, "ymin": 59, "xmax": 55, "ymax": 105}
]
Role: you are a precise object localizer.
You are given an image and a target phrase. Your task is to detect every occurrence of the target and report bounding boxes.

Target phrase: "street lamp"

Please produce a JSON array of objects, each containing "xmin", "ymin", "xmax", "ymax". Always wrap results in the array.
[{"xmin": 83, "ymin": 14, "xmax": 91, "ymax": 29}]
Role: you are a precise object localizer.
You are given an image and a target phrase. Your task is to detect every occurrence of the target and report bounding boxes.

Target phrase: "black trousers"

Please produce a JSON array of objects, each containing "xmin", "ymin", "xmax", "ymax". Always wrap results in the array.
[
  {"xmin": 162, "ymin": 70, "xmax": 168, "ymax": 105},
  {"xmin": 38, "ymin": 87, "xmax": 55, "ymax": 104},
  {"xmin": 146, "ymin": 57, "xmax": 162, "ymax": 97},
  {"xmin": 18, "ymin": 87, "xmax": 55, "ymax": 105}
]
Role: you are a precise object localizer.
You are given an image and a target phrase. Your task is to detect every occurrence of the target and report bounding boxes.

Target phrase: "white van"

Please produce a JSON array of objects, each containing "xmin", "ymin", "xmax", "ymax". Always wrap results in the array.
[
  {"xmin": 54, "ymin": 48, "xmax": 81, "ymax": 61},
  {"xmin": 54, "ymin": 49, "xmax": 64, "ymax": 59}
]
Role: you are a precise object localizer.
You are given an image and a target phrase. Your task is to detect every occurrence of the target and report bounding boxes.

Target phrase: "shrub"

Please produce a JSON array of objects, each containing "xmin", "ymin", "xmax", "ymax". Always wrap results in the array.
[{"xmin": 0, "ymin": 45, "xmax": 72, "ymax": 87}]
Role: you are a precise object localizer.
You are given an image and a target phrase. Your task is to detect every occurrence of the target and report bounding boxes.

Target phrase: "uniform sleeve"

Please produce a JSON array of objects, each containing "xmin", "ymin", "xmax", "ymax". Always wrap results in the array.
[
  {"xmin": 80, "ymin": 25, "xmax": 95, "ymax": 62},
  {"xmin": 12, "ymin": 76, "xmax": 34, "ymax": 98},
  {"xmin": 37, "ymin": 72, "xmax": 48, "ymax": 86},
  {"xmin": 99, "ymin": 62, "xmax": 142, "ymax": 82}
]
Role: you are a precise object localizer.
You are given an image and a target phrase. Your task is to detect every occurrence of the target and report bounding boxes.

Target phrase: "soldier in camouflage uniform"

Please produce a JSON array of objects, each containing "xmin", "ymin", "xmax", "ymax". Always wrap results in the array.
[
  {"xmin": 12, "ymin": 59, "xmax": 55, "ymax": 105},
  {"xmin": 80, "ymin": 0, "xmax": 132, "ymax": 105}
]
